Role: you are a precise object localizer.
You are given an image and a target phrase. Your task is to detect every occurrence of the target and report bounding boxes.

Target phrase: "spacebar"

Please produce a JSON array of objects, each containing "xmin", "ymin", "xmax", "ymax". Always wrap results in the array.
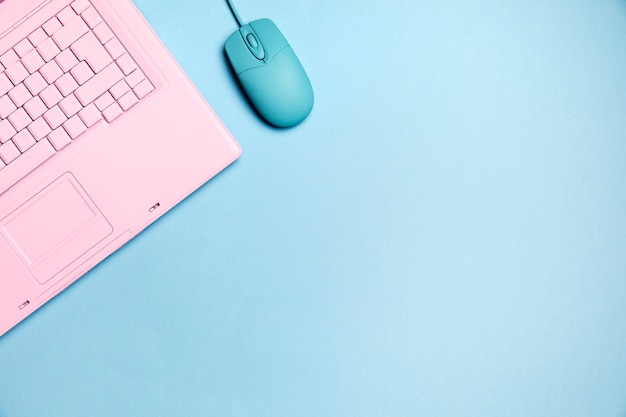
[{"xmin": 0, "ymin": 140, "xmax": 56, "ymax": 195}]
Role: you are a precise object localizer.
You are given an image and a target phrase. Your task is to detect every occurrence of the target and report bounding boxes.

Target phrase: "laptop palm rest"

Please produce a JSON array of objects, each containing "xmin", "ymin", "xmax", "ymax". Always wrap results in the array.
[{"xmin": 1, "ymin": 173, "xmax": 113, "ymax": 285}]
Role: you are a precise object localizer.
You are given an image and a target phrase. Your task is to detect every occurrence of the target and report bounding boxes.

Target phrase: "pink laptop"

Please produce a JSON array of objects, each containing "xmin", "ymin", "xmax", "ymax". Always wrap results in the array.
[{"xmin": 0, "ymin": 0, "xmax": 241, "ymax": 336}]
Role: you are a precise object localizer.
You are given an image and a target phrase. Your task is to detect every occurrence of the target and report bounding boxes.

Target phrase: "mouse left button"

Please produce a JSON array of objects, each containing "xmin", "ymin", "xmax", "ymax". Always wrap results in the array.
[{"xmin": 225, "ymin": 30, "xmax": 265, "ymax": 74}]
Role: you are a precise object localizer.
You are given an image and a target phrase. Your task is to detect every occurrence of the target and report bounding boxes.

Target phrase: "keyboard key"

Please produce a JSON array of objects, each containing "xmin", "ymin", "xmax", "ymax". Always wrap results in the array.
[
  {"xmin": 52, "ymin": 15, "xmax": 89, "ymax": 50},
  {"xmin": 102, "ymin": 102, "xmax": 122, "ymax": 122},
  {"xmin": 116, "ymin": 53, "xmax": 137, "ymax": 75},
  {"xmin": 0, "ymin": 141, "xmax": 21, "ymax": 164},
  {"xmin": 63, "ymin": 115, "xmax": 87, "ymax": 138},
  {"xmin": 14, "ymin": 39, "xmax": 33, "ymax": 58},
  {"xmin": 72, "ymin": 0, "xmax": 90, "ymax": 14},
  {"xmin": 104, "ymin": 38, "xmax": 124, "ymax": 60},
  {"xmin": 8, "ymin": 108, "xmax": 32, "ymax": 131},
  {"xmin": 93, "ymin": 23, "xmax": 114, "ymax": 44},
  {"xmin": 0, "ymin": 139, "xmax": 55, "ymax": 195},
  {"xmin": 81, "ymin": 7, "xmax": 103, "ymax": 29},
  {"xmin": 24, "ymin": 96, "xmax": 47, "ymax": 119},
  {"xmin": 57, "ymin": 6, "xmax": 77, "ymax": 25},
  {"xmin": 21, "ymin": 49, "xmax": 45, "ymax": 73},
  {"xmin": 94, "ymin": 92, "xmax": 114, "ymax": 111},
  {"xmin": 59, "ymin": 94, "xmax": 82, "ymax": 117},
  {"xmin": 48, "ymin": 128, "xmax": 72, "ymax": 150},
  {"xmin": 55, "ymin": 49, "xmax": 80, "ymax": 72},
  {"xmin": 56, "ymin": 73, "xmax": 79, "ymax": 96},
  {"xmin": 0, "ymin": 120, "xmax": 17, "ymax": 143},
  {"xmin": 70, "ymin": 61, "xmax": 94, "ymax": 85},
  {"xmin": 43, "ymin": 105, "xmax": 67, "ymax": 129},
  {"xmin": 40, "ymin": 60, "xmax": 64, "ymax": 83},
  {"xmin": 0, "ymin": 73, "xmax": 13, "ymax": 96},
  {"xmin": 133, "ymin": 79, "xmax": 154, "ymax": 100},
  {"xmin": 118, "ymin": 90, "xmax": 138, "ymax": 111},
  {"xmin": 37, "ymin": 38, "xmax": 61, "ymax": 62},
  {"xmin": 75, "ymin": 62, "xmax": 123, "ymax": 105},
  {"xmin": 0, "ymin": 95, "xmax": 17, "ymax": 118},
  {"xmin": 110, "ymin": 80, "xmax": 129, "ymax": 99},
  {"xmin": 78, "ymin": 103, "xmax": 102, "ymax": 127},
  {"xmin": 40, "ymin": 84, "xmax": 64, "ymax": 108},
  {"xmin": 28, "ymin": 28, "xmax": 48, "ymax": 47},
  {"xmin": 28, "ymin": 117, "xmax": 52, "ymax": 141},
  {"xmin": 5, "ymin": 61, "xmax": 29, "ymax": 84},
  {"xmin": 12, "ymin": 130, "xmax": 36, "ymax": 152},
  {"xmin": 0, "ymin": 49, "xmax": 19, "ymax": 68},
  {"xmin": 24, "ymin": 72, "xmax": 48, "ymax": 95},
  {"xmin": 71, "ymin": 32, "xmax": 112, "ymax": 73},
  {"xmin": 125, "ymin": 69, "xmax": 145, "ymax": 88},
  {"xmin": 8, "ymin": 84, "xmax": 32, "ymax": 108},
  {"xmin": 43, "ymin": 17, "xmax": 62, "ymax": 36}
]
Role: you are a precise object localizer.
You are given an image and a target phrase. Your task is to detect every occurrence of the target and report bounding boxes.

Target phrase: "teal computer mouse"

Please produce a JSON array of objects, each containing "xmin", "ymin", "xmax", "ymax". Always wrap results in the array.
[{"xmin": 224, "ymin": 4, "xmax": 314, "ymax": 128}]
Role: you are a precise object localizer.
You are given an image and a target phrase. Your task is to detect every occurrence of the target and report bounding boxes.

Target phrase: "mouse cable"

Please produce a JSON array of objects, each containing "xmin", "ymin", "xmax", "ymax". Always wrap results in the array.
[{"xmin": 226, "ymin": 0, "xmax": 245, "ymax": 27}]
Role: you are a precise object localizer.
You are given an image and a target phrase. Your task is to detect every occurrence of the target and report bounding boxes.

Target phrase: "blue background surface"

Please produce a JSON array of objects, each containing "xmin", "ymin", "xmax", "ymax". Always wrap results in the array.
[{"xmin": 1, "ymin": 0, "xmax": 626, "ymax": 416}]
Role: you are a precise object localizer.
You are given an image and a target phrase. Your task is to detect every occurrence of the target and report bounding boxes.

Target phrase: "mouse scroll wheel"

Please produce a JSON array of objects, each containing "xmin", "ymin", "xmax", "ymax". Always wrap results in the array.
[
  {"xmin": 244, "ymin": 32, "xmax": 265, "ymax": 60},
  {"xmin": 246, "ymin": 34, "xmax": 258, "ymax": 48}
]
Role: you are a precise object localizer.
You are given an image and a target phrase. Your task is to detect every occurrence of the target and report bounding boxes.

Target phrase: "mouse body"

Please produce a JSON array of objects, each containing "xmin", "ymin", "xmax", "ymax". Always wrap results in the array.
[{"xmin": 225, "ymin": 19, "xmax": 313, "ymax": 128}]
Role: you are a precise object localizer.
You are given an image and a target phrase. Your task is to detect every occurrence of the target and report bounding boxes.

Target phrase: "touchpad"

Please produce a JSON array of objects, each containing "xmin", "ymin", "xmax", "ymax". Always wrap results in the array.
[{"xmin": 0, "ymin": 173, "xmax": 113, "ymax": 284}]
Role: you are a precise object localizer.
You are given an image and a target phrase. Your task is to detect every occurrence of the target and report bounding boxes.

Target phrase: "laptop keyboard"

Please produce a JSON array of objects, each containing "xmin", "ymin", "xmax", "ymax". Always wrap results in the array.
[{"xmin": 0, "ymin": 0, "xmax": 154, "ymax": 195}]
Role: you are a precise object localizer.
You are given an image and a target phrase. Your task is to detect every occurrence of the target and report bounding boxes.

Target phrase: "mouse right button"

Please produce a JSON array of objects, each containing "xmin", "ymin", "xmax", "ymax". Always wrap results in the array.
[{"xmin": 248, "ymin": 19, "xmax": 289, "ymax": 60}]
